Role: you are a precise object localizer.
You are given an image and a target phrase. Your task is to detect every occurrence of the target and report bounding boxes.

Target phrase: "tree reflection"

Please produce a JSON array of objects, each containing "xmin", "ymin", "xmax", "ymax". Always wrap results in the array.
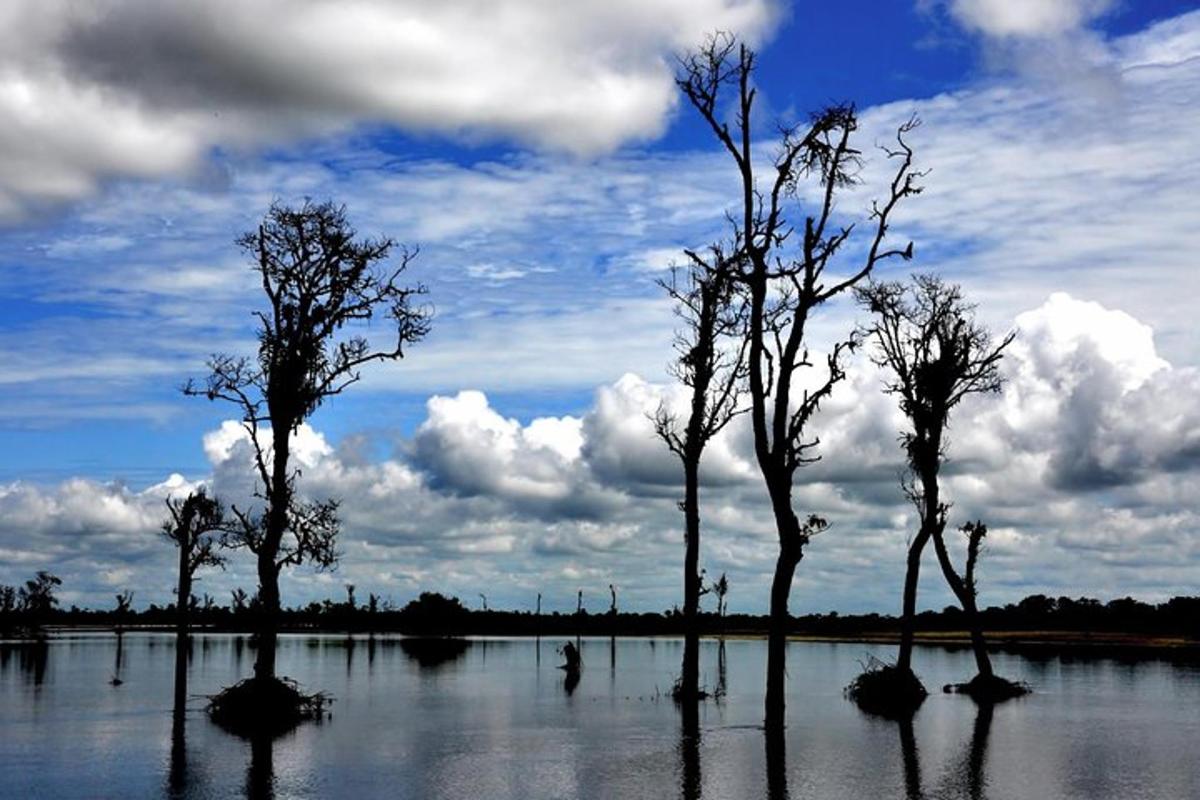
[
  {"xmin": 678, "ymin": 701, "xmax": 701, "ymax": 800},
  {"xmin": 962, "ymin": 701, "xmax": 995, "ymax": 800},
  {"xmin": 897, "ymin": 713, "xmax": 924, "ymax": 800},
  {"xmin": 246, "ymin": 734, "xmax": 275, "ymax": 800},
  {"xmin": 932, "ymin": 700, "xmax": 995, "ymax": 800},
  {"xmin": 765, "ymin": 724, "xmax": 788, "ymax": 800}
]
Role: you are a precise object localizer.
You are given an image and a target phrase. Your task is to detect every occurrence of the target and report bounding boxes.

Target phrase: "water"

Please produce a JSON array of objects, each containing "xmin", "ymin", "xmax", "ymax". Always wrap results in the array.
[{"xmin": 1, "ymin": 633, "xmax": 1198, "ymax": 799}]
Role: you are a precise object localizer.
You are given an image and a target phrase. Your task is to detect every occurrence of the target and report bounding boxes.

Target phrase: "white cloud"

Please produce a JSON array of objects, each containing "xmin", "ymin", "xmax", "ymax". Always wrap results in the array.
[
  {"xmin": 944, "ymin": 0, "xmax": 1113, "ymax": 38},
  {"xmin": 0, "ymin": 0, "xmax": 780, "ymax": 219}
]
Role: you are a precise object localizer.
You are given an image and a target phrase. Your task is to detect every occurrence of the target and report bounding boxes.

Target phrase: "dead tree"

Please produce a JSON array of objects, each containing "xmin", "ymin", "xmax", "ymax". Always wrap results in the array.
[
  {"xmin": 185, "ymin": 199, "xmax": 429, "ymax": 684},
  {"xmin": 677, "ymin": 33, "xmax": 922, "ymax": 728},
  {"xmin": 163, "ymin": 489, "xmax": 228, "ymax": 637},
  {"xmin": 857, "ymin": 275, "xmax": 1013, "ymax": 688},
  {"xmin": 654, "ymin": 246, "xmax": 747, "ymax": 703}
]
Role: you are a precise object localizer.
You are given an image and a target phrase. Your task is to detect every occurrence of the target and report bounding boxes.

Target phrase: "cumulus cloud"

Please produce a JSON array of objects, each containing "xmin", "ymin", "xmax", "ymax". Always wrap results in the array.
[
  {"xmin": 3, "ymin": 293, "xmax": 1196, "ymax": 612},
  {"xmin": 0, "ymin": 0, "xmax": 779, "ymax": 219},
  {"xmin": 943, "ymin": 0, "xmax": 1113, "ymax": 38}
]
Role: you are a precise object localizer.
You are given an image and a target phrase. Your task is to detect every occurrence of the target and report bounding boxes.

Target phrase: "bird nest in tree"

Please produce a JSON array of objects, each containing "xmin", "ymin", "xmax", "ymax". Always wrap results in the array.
[
  {"xmin": 844, "ymin": 656, "xmax": 929, "ymax": 718},
  {"xmin": 206, "ymin": 676, "xmax": 330, "ymax": 737},
  {"xmin": 943, "ymin": 673, "xmax": 1031, "ymax": 702}
]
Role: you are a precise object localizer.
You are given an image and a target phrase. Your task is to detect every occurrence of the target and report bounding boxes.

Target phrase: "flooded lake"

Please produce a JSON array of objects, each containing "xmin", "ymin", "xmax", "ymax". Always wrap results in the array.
[{"xmin": 1, "ymin": 633, "xmax": 1197, "ymax": 799}]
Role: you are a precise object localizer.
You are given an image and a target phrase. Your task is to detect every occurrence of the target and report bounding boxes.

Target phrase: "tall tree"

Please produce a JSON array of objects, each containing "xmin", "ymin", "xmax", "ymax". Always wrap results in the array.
[
  {"xmin": 654, "ymin": 245, "xmax": 746, "ymax": 702},
  {"xmin": 677, "ymin": 33, "xmax": 922, "ymax": 727},
  {"xmin": 186, "ymin": 200, "xmax": 429, "ymax": 684},
  {"xmin": 857, "ymin": 275, "xmax": 1013, "ymax": 687}
]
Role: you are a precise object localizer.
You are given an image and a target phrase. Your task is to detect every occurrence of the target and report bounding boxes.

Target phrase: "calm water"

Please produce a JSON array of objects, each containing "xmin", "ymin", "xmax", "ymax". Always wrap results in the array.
[{"xmin": 1, "ymin": 633, "xmax": 1198, "ymax": 799}]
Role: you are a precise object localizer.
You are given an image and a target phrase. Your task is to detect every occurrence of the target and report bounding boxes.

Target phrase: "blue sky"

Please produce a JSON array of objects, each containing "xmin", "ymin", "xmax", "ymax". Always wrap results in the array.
[{"xmin": 1, "ymin": 0, "xmax": 1198, "ymax": 614}]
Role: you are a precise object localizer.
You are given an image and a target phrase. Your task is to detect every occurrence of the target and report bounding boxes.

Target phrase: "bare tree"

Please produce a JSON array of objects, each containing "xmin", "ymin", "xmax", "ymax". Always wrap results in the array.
[
  {"xmin": 654, "ymin": 246, "xmax": 747, "ymax": 702},
  {"xmin": 163, "ymin": 489, "xmax": 228, "ymax": 637},
  {"xmin": 677, "ymin": 33, "xmax": 923, "ymax": 727},
  {"xmin": 185, "ymin": 199, "xmax": 429, "ymax": 684},
  {"xmin": 713, "ymin": 572, "xmax": 729, "ymax": 620},
  {"xmin": 857, "ymin": 275, "xmax": 1014, "ymax": 691}
]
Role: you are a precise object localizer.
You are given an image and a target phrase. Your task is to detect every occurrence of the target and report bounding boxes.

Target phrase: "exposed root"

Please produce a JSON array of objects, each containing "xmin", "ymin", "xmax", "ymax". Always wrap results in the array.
[
  {"xmin": 845, "ymin": 656, "xmax": 928, "ymax": 718},
  {"xmin": 942, "ymin": 673, "xmax": 1031, "ymax": 702},
  {"xmin": 206, "ymin": 676, "xmax": 330, "ymax": 737}
]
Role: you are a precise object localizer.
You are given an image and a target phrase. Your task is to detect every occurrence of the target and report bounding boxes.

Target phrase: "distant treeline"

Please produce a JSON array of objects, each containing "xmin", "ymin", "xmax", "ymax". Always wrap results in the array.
[{"xmin": 5, "ymin": 588, "xmax": 1198, "ymax": 640}]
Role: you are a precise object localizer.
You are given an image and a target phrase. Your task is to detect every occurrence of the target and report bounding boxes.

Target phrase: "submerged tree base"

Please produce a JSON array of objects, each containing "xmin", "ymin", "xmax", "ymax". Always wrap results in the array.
[
  {"xmin": 845, "ymin": 658, "xmax": 928, "ymax": 718},
  {"xmin": 206, "ymin": 676, "xmax": 330, "ymax": 737},
  {"xmin": 670, "ymin": 677, "xmax": 714, "ymax": 703},
  {"xmin": 943, "ymin": 673, "xmax": 1031, "ymax": 702}
]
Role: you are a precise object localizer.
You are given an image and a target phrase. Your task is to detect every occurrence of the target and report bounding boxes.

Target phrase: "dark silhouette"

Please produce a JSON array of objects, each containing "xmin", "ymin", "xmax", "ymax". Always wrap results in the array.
[
  {"xmin": 163, "ymin": 488, "xmax": 228, "ymax": 638},
  {"xmin": 857, "ymin": 276, "xmax": 1024, "ymax": 700},
  {"xmin": 4, "ymin": 571, "xmax": 62, "ymax": 635},
  {"xmin": 677, "ymin": 32, "xmax": 922, "ymax": 729},
  {"xmin": 561, "ymin": 640, "xmax": 581, "ymax": 672},
  {"xmin": 185, "ymin": 200, "xmax": 428, "ymax": 726},
  {"xmin": 654, "ymin": 241, "xmax": 747, "ymax": 704},
  {"xmin": 713, "ymin": 573, "xmax": 729, "ymax": 624}
]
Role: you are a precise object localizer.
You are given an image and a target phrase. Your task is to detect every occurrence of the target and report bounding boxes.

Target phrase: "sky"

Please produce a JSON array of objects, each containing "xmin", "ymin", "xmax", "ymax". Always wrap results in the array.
[{"xmin": 0, "ymin": 0, "xmax": 1197, "ymax": 615}]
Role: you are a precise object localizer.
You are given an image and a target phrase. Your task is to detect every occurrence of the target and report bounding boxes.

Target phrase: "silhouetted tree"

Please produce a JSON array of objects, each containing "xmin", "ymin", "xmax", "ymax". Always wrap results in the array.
[
  {"xmin": 678, "ymin": 33, "xmax": 922, "ymax": 727},
  {"xmin": 20, "ymin": 571, "xmax": 61, "ymax": 627},
  {"xmin": 713, "ymin": 572, "xmax": 729, "ymax": 620},
  {"xmin": 164, "ymin": 489, "xmax": 228, "ymax": 637},
  {"xmin": 186, "ymin": 200, "xmax": 429, "ymax": 684},
  {"xmin": 230, "ymin": 588, "xmax": 250, "ymax": 614},
  {"xmin": 114, "ymin": 590, "xmax": 134, "ymax": 636},
  {"xmin": 857, "ymin": 275, "xmax": 1014, "ymax": 692},
  {"xmin": 654, "ymin": 244, "xmax": 747, "ymax": 703}
]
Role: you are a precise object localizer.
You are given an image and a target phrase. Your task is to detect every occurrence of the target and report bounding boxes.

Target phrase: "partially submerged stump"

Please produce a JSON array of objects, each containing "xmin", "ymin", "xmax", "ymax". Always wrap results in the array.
[
  {"xmin": 206, "ymin": 676, "xmax": 330, "ymax": 738},
  {"xmin": 845, "ymin": 657, "xmax": 929, "ymax": 718},
  {"xmin": 943, "ymin": 673, "xmax": 1031, "ymax": 702}
]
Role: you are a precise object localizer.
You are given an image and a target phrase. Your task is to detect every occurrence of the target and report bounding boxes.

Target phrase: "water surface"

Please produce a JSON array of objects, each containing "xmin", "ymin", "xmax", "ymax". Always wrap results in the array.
[{"xmin": 1, "ymin": 633, "xmax": 1197, "ymax": 799}]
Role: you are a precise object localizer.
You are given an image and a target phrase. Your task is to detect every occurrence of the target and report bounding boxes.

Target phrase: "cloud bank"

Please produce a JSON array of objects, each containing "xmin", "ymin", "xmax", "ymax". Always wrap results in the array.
[
  {"xmin": 0, "ymin": 0, "xmax": 778, "ymax": 219},
  {"xmin": 3, "ymin": 294, "xmax": 1196, "ymax": 614}
]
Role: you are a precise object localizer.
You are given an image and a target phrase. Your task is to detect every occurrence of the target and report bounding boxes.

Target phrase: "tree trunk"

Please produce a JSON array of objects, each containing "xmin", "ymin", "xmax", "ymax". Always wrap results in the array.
[
  {"xmin": 930, "ymin": 527, "xmax": 993, "ymax": 679},
  {"xmin": 175, "ymin": 542, "xmax": 191, "ymax": 639},
  {"xmin": 897, "ymin": 528, "xmax": 931, "ymax": 674},
  {"xmin": 680, "ymin": 457, "xmax": 702, "ymax": 701},
  {"xmin": 254, "ymin": 420, "xmax": 291, "ymax": 682},
  {"xmin": 254, "ymin": 555, "xmax": 280, "ymax": 681},
  {"xmin": 765, "ymin": 506, "xmax": 801, "ymax": 730}
]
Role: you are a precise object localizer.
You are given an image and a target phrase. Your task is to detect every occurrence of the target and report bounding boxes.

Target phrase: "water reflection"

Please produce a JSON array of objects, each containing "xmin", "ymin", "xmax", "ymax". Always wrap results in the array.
[
  {"xmin": 399, "ymin": 637, "xmax": 471, "ymax": 669},
  {"xmin": 246, "ymin": 734, "xmax": 275, "ymax": 800},
  {"xmin": 765, "ymin": 724, "xmax": 788, "ymax": 800},
  {"xmin": 166, "ymin": 697, "xmax": 188, "ymax": 799},
  {"xmin": 678, "ymin": 702, "xmax": 701, "ymax": 800},
  {"xmin": 111, "ymin": 631, "xmax": 126, "ymax": 685},
  {"xmin": 716, "ymin": 640, "xmax": 727, "ymax": 700},
  {"xmin": 3, "ymin": 638, "xmax": 50, "ymax": 688},
  {"xmin": 3, "ymin": 635, "xmax": 1199, "ymax": 800},
  {"xmin": 958, "ymin": 701, "xmax": 995, "ymax": 800},
  {"xmin": 563, "ymin": 667, "xmax": 580, "ymax": 696},
  {"xmin": 897, "ymin": 714, "xmax": 924, "ymax": 800}
]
